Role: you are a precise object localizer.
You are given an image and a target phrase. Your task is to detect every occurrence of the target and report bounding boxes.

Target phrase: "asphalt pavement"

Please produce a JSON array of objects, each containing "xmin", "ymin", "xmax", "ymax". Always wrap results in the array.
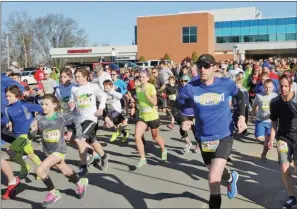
[{"xmin": 1, "ymin": 114, "xmax": 296, "ymax": 208}]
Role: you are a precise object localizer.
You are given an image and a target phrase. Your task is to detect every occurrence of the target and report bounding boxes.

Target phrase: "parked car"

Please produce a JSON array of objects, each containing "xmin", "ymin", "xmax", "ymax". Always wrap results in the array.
[
  {"xmin": 21, "ymin": 70, "xmax": 37, "ymax": 85},
  {"xmin": 114, "ymin": 61, "xmax": 138, "ymax": 70},
  {"xmin": 135, "ymin": 62, "xmax": 149, "ymax": 70},
  {"xmin": 146, "ymin": 60, "xmax": 171, "ymax": 68},
  {"xmin": 92, "ymin": 62, "xmax": 120, "ymax": 71}
]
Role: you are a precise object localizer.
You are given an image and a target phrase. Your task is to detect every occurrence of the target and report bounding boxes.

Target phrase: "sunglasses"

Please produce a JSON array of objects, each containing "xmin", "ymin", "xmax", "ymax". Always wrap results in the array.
[
  {"xmin": 181, "ymin": 80, "xmax": 188, "ymax": 83},
  {"xmin": 197, "ymin": 63, "xmax": 213, "ymax": 70}
]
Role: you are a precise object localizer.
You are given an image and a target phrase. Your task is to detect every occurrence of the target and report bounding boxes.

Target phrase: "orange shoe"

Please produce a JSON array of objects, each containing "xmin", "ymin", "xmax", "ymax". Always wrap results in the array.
[{"xmin": 2, "ymin": 177, "xmax": 21, "ymax": 200}]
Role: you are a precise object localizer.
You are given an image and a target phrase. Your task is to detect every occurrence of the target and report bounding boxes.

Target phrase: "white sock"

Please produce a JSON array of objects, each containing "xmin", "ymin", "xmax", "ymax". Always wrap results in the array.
[
  {"xmin": 8, "ymin": 177, "xmax": 17, "ymax": 185},
  {"xmin": 228, "ymin": 174, "xmax": 232, "ymax": 183}
]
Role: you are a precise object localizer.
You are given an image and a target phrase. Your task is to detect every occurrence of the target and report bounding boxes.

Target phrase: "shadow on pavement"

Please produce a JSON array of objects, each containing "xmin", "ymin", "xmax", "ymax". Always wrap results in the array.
[{"xmin": 88, "ymin": 173, "xmax": 208, "ymax": 208}]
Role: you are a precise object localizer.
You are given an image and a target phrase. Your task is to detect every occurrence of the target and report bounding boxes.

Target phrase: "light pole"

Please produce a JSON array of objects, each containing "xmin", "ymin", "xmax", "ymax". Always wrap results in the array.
[{"xmin": 4, "ymin": 33, "xmax": 11, "ymax": 70}]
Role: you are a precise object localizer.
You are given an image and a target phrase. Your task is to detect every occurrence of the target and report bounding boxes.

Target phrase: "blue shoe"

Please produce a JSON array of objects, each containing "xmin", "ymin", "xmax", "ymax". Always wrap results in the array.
[{"xmin": 227, "ymin": 171, "xmax": 238, "ymax": 199}]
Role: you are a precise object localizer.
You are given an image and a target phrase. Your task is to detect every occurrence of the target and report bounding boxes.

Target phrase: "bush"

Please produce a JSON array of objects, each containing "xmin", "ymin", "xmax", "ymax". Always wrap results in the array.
[
  {"xmin": 191, "ymin": 51, "xmax": 199, "ymax": 63},
  {"xmin": 139, "ymin": 56, "xmax": 146, "ymax": 62},
  {"xmin": 163, "ymin": 53, "xmax": 171, "ymax": 61}
]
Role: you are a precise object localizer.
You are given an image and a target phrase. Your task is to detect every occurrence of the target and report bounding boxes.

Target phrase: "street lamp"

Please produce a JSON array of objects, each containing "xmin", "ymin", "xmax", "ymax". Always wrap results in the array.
[{"xmin": 4, "ymin": 33, "xmax": 11, "ymax": 70}]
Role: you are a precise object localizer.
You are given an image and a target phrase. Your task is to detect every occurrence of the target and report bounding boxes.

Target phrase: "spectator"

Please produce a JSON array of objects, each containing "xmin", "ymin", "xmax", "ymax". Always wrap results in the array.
[
  {"xmin": 34, "ymin": 64, "xmax": 45, "ymax": 84},
  {"xmin": 41, "ymin": 67, "xmax": 57, "ymax": 94},
  {"xmin": 159, "ymin": 61, "xmax": 173, "ymax": 84},
  {"xmin": 110, "ymin": 48, "xmax": 118, "ymax": 62}
]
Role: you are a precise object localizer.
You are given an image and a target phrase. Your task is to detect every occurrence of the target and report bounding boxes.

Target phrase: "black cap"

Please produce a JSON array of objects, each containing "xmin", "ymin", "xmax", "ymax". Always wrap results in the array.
[{"xmin": 196, "ymin": 54, "xmax": 216, "ymax": 65}]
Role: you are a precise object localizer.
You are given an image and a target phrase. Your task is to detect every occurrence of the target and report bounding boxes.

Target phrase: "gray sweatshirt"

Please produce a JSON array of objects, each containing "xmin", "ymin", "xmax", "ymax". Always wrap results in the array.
[{"xmin": 35, "ymin": 112, "xmax": 85, "ymax": 156}]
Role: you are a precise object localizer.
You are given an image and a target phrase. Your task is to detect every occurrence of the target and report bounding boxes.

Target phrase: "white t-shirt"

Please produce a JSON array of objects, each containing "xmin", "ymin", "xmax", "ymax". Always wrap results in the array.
[
  {"xmin": 93, "ymin": 72, "xmax": 112, "ymax": 90},
  {"xmin": 70, "ymin": 82, "xmax": 107, "ymax": 123},
  {"xmin": 228, "ymin": 68, "xmax": 244, "ymax": 81},
  {"xmin": 111, "ymin": 50, "xmax": 118, "ymax": 56},
  {"xmin": 105, "ymin": 89, "xmax": 123, "ymax": 113}
]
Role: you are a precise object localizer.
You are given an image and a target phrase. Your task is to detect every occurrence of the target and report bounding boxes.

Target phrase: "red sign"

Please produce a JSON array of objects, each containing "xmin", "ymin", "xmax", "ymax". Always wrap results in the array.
[{"xmin": 67, "ymin": 49, "xmax": 92, "ymax": 54}]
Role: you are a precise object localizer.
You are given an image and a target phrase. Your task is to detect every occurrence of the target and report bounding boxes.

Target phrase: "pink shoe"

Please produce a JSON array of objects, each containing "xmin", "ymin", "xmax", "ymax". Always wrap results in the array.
[
  {"xmin": 76, "ymin": 178, "xmax": 89, "ymax": 199},
  {"xmin": 42, "ymin": 190, "xmax": 61, "ymax": 207}
]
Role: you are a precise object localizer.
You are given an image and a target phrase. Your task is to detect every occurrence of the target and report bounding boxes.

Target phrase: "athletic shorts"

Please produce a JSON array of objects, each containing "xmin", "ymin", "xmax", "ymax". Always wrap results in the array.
[
  {"xmin": 105, "ymin": 110, "xmax": 126, "ymax": 125},
  {"xmin": 198, "ymin": 135, "xmax": 233, "ymax": 166},
  {"xmin": 175, "ymin": 113, "xmax": 195, "ymax": 125},
  {"xmin": 77, "ymin": 120, "xmax": 98, "ymax": 144},
  {"xmin": 138, "ymin": 118, "xmax": 160, "ymax": 129},
  {"xmin": 9, "ymin": 134, "xmax": 34, "ymax": 155},
  {"xmin": 277, "ymin": 139, "xmax": 297, "ymax": 166},
  {"xmin": 255, "ymin": 120, "xmax": 271, "ymax": 138}
]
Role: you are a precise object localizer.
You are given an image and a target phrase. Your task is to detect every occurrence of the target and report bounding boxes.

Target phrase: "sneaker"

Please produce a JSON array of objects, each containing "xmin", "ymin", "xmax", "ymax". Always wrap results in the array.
[
  {"xmin": 167, "ymin": 124, "xmax": 174, "ymax": 130},
  {"xmin": 110, "ymin": 131, "xmax": 120, "ymax": 142},
  {"xmin": 282, "ymin": 196, "xmax": 297, "ymax": 209},
  {"xmin": 121, "ymin": 131, "xmax": 129, "ymax": 143},
  {"xmin": 161, "ymin": 148, "xmax": 167, "ymax": 161},
  {"xmin": 194, "ymin": 145, "xmax": 200, "ymax": 153},
  {"xmin": 76, "ymin": 178, "xmax": 89, "ymax": 199},
  {"xmin": 86, "ymin": 153, "xmax": 95, "ymax": 165},
  {"xmin": 227, "ymin": 171, "xmax": 239, "ymax": 199},
  {"xmin": 18, "ymin": 165, "xmax": 32, "ymax": 179},
  {"xmin": 101, "ymin": 153, "xmax": 110, "ymax": 171},
  {"xmin": 183, "ymin": 142, "xmax": 193, "ymax": 154},
  {"xmin": 136, "ymin": 158, "xmax": 147, "ymax": 168},
  {"xmin": 42, "ymin": 190, "xmax": 61, "ymax": 207},
  {"xmin": 261, "ymin": 154, "xmax": 268, "ymax": 163},
  {"xmin": 77, "ymin": 166, "xmax": 89, "ymax": 178},
  {"xmin": 2, "ymin": 177, "xmax": 21, "ymax": 200}
]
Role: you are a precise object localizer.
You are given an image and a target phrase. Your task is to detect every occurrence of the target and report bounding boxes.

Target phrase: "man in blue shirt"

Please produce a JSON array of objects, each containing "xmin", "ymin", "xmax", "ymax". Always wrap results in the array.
[{"xmin": 172, "ymin": 54, "xmax": 247, "ymax": 209}]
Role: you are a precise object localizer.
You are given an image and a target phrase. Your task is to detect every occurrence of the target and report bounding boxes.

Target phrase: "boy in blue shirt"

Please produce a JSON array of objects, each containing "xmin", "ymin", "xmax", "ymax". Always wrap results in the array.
[{"xmin": 2, "ymin": 85, "xmax": 43, "ymax": 179}]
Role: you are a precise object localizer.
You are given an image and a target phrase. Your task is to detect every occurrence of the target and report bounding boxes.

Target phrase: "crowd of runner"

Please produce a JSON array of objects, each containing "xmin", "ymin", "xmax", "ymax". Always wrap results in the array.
[{"xmin": 1, "ymin": 55, "xmax": 297, "ymax": 209}]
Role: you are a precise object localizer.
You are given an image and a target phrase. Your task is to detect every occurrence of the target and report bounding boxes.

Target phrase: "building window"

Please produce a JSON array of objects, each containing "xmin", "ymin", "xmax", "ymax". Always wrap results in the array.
[
  {"xmin": 182, "ymin": 26, "xmax": 197, "ymax": 43},
  {"xmin": 286, "ymin": 33, "xmax": 297, "ymax": 41}
]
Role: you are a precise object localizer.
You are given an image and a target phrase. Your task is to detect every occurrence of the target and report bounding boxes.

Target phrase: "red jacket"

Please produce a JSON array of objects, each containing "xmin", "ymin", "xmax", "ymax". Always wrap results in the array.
[
  {"xmin": 34, "ymin": 68, "xmax": 44, "ymax": 83},
  {"xmin": 269, "ymin": 72, "xmax": 279, "ymax": 80}
]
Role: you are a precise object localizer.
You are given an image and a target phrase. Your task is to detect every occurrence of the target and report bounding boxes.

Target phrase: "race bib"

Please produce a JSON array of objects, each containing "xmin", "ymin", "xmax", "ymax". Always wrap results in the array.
[
  {"xmin": 61, "ymin": 102, "xmax": 70, "ymax": 113},
  {"xmin": 168, "ymin": 94, "xmax": 177, "ymax": 100},
  {"xmin": 141, "ymin": 106, "xmax": 152, "ymax": 113},
  {"xmin": 262, "ymin": 102, "xmax": 270, "ymax": 111},
  {"xmin": 77, "ymin": 94, "xmax": 91, "ymax": 109},
  {"xmin": 201, "ymin": 140, "xmax": 219, "ymax": 152},
  {"xmin": 43, "ymin": 129, "xmax": 60, "ymax": 143},
  {"xmin": 277, "ymin": 140, "xmax": 289, "ymax": 153}
]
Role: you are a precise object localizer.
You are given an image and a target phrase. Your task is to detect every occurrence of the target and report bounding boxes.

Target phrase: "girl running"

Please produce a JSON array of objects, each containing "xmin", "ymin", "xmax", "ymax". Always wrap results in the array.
[
  {"xmin": 31, "ymin": 95, "xmax": 88, "ymax": 207},
  {"xmin": 165, "ymin": 76, "xmax": 178, "ymax": 130},
  {"xmin": 69, "ymin": 68, "xmax": 110, "ymax": 177},
  {"xmin": 134, "ymin": 69, "xmax": 167, "ymax": 168}
]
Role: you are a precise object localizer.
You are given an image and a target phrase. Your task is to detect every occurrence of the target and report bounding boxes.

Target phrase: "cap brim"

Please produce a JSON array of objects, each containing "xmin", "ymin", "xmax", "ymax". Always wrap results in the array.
[{"xmin": 196, "ymin": 60, "xmax": 213, "ymax": 65}]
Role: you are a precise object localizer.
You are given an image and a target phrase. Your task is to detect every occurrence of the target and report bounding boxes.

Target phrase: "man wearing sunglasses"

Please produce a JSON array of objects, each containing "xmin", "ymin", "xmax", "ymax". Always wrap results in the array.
[{"xmin": 172, "ymin": 54, "xmax": 247, "ymax": 209}]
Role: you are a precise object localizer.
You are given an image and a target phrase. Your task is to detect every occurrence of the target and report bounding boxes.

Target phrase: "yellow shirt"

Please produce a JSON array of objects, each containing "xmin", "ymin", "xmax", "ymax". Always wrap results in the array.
[{"xmin": 136, "ymin": 83, "xmax": 159, "ymax": 121}]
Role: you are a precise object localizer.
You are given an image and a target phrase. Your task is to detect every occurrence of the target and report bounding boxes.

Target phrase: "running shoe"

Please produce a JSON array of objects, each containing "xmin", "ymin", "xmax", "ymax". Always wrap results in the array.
[
  {"xmin": 101, "ymin": 153, "xmax": 110, "ymax": 171},
  {"xmin": 76, "ymin": 178, "xmax": 89, "ymax": 199},
  {"xmin": 42, "ymin": 190, "xmax": 61, "ymax": 207},
  {"xmin": 227, "ymin": 171, "xmax": 239, "ymax": 199},
  {"xmin": 110, "ymin": 130, "xmax": 120, "ymax": 142},
  {"xmin": 194, "ymin": 144, "xmax": 201, "ymax": 153},
  {"xmin": 167, "ymin": 124, "xmax": 174, "ymax": 130},
  {"xmin": 161, "ymin": 148, "xmax": 168, "ymax": 161},
  {"xmin": 77, "ymin": 166, "xmax": 89, "ymax": 178},
  {"xmin": 261, "ymin": 154, "xmax": 268, "ymax": 163},
  {"xmin": 183, "ymin": 142, "xmax": 192, "ymax": 154},
  {"xmin": 282, "ymin": 196, "xmax": 297, "ymax": 209},
  {"xmin": 121, "ymin": 131, "xmax": 130, "ymax": 143},
  {"xmin": 2, "ymin": 177, "xmax": 21, "ymax": 200},
  {"xmin": 19, "ymin": 165, "xmax": 32, "ymax": 180},
  {"xmin": 136, "ymin": 158, "xmax": 147, "ymax": 168}
]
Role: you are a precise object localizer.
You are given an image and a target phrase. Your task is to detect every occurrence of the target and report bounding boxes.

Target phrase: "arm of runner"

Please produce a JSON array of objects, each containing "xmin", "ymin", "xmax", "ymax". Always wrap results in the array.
[
  {"xmin": 144, "ymin": 85, "xmax": 158, "ymax": 106},
  {"xmin": 108, "ymin": 89, "xmax": 123, "ymax": 100},
  {"xmin": 268, "ymin": 121, "xmax": 278, "ymax": 149},
  {"xmin": 95, "ymin": 86, "xmax": 107, "ymax": 115},
  {"xmin": 171, "ymin": 85, "xmax": 189, "ymax": 118},
  {"xmin": 250, "ymin": 94, "xmax": 259, "ymax": 122},
  {"xmin": 23, "ymin": 102, "xmax": 44, "ymax": 114},
  {"xmin": 268, "ymin": 99, "xmax": 279, "ymax": 149},
  {"xmin": 68, "ymin": 87, "xmax": 76, "ymax": 111},
  {"xmin": 63, "ymin": 113, "xmax": 86, "ymax": 140}
]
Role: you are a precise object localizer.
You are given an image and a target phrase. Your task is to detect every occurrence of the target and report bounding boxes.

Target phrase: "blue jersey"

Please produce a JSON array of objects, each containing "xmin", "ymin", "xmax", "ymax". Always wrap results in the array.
[{"xmin": 177, "ymin": 77, "xmax": 238, "ymax": 142}]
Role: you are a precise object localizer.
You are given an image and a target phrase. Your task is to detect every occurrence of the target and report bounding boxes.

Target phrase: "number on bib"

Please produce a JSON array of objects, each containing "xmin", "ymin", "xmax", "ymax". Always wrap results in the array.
[
  {"xmin": 201, "ymin": 140, "xmax": 219, "ymax": 152},
  {"xmin": 77, "ymin": 96, "xmax": 91, "ymax": 109},
  {"xmin": 262, "ymin": 102, "xmax": 270, "ymax": 111},
  {"xmin": 141, "ymin": 106, "xmax": 152, "ymax": 113},
  {"xmin": 168, "ymin": 94, "xmax": 177, "ymax": 101},
  {"xmin": 277, "ymin": 140, "xmax": 289, "ymax": 153},
  {"xmin": 43, "ymin": 130, "xmax": 60, "ymax": 143}
]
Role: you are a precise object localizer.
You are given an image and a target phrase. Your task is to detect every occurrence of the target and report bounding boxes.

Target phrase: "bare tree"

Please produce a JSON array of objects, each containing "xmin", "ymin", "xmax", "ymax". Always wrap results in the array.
[
  {"xmin": 3, "ymin": 11, "xmax": 35, "ymax": 68},
  {"xmin": 100, "ymin": 42, "xmax": 110, "ymax": 46},
  {"xmin": 33, "ymin": 13, "xmax": 88, "ymax": 68}
]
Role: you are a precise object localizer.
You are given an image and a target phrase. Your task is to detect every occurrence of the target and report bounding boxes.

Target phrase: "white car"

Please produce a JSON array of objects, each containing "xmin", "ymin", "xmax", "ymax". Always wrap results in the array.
[
  {"xmin": 135, "ymin": 62, "xmax": 149, "ymax": 70},
  {"xmin": 21, "ymin": 70, "xmax": 37, "ymax": 85}
]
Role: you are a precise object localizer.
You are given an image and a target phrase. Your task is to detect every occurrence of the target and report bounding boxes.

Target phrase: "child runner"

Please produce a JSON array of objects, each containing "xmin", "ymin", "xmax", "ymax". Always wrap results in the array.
[
  {"xmin": 134, "ymin": 69, "xmax": 167, "ymax": 168},
  {"xmin": 69, "ymin": 68, "xmax": 110, "ymax": 177},
  {"xmin": 31, "ymin": 95, "xmax": 88, "ymax": 207},
  {"xmin": 1, "ymin": 149, "xmax": 21, "ymax": 200},
  {"xmin": 2, "ymin": 85, "xmax": 43, "ymax": 179},
  {"xmin": 103, "ymin": 80, "xmax": 129, "ymax": 143},
  {"xmin": 165, "ymin": 76, "xmax": 178, "ymax": 130},
  {"xmin": 251, "ymin": 79, "xmax": 278, "ymax": 160}
]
